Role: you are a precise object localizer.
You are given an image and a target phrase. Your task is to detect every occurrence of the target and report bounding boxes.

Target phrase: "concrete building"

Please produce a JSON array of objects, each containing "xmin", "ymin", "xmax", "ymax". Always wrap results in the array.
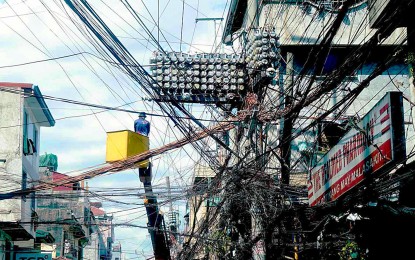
[
  {"xmin": 90, "ymin": 205, "xmax": 114, "ymax": 260},
  {"xmin": 37, "ymin": 165, "xmax": 91, "ymax": 260},
  {"xmin": 184, "ymin": 164, "xmax": 221, "ymax": 260},
  {"xmin": 0, "ymin": 82, "xmax": 55, "ymax": 260}
]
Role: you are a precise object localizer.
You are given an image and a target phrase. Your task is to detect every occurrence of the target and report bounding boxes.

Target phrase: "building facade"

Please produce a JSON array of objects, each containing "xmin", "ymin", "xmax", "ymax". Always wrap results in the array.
[{"xmin": 0, "ymin": 82, "xmax": 55, "ymax": 260}]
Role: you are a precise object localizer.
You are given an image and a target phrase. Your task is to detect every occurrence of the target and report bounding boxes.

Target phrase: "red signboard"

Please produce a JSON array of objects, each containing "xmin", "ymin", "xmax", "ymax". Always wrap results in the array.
[{"xmin": 308, "ymin": 92, "xmax": 405, "ymax": 206}]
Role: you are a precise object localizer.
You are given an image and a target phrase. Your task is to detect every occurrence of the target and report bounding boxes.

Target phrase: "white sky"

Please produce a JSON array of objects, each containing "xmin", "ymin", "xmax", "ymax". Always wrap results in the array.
[{"xmin": 0, "ymin": 0, "xmax": 230, "ymax": 258}]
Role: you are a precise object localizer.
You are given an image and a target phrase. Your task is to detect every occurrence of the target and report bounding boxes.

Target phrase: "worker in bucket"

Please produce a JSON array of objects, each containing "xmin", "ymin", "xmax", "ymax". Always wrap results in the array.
[{"xmin": 134, "ymin": 112, "xmax": 150, "ymax": 136}]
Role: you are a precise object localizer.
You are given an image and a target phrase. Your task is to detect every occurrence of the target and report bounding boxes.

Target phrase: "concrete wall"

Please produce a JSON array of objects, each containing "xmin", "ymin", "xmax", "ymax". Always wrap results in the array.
[
  {"xmin": 84, "ymin": 231, "xmax": 100, "ymax": 260},
  {"xmin": 0, "ymin": 89, "xmax": 24, "ymax": 223},
  {"xmin": 0, "ymin": 87, "xmax": 44, "ymax": 239},
  {"xmin": 259, "ymin": 3, "xmax": 406, "ymax": 46}
]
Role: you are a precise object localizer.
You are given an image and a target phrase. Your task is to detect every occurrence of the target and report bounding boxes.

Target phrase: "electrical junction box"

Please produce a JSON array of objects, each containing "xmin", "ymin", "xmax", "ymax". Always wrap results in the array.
[{"xmin": 106, "ymin": 130, "xmax": 149, "ymax": 168}]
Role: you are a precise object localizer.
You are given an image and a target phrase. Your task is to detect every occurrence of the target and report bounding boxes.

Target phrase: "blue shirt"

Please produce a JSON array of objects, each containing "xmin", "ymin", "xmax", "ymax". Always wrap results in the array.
[{"xmin": 134, "ymin": 118, "xmax": 150, "ymax": 136}]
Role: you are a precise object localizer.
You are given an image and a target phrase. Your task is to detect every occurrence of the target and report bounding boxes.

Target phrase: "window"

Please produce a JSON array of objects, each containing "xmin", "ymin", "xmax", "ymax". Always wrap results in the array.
[
  {"xmin": 33, "ymin": 128, "xmax": 38, "ymax": 153},
  {"xmin": 31, "ymin": 192, "xmax": 36, "ymax": 210},
  {"xmin": 22, "ymin": 171, "xmax": 27, "ymax": 201},
  {"xmin": 23, "ymin": 111, "xmax": 28, "ymax": 154}
]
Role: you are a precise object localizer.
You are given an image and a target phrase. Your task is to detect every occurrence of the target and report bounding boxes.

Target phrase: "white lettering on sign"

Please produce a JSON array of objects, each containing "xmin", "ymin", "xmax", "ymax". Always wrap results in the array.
[{"xmin": 308, "ymin": 92, "xmax": 403, "ymax": 206}]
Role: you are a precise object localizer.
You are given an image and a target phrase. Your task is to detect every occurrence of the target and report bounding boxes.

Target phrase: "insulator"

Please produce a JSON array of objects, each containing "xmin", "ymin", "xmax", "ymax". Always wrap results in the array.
[
  {"xmin": 156, "ymin": 76, "xmax": 163, "ymax": 82},
  {"xmin": 230, "ymin": 65, "xmax": 237, "ymax": 70},
  {"xmin": 223, "ymin": 84, "xmax": 229, "ymax": 90},
  {"xmin": 222, "ymin": 64, "xmax": 229, "ymax": 70},
  {"xmin": 186, "ymin": 56, "xmax": 193, "ymax": 63},
  {"xmin": 269, "ymin": 51, "xmax": 277, "ymax": 58},
  {"xmin": 193, "ymin": 64, "xmax": 200, "ymax": 70},
  {"xmin": 270, "ymin": 38, "xmax": 277, "ymax": 45},
  {"xmin": 237, "ymin": 78, "xmax": 244, "ymax": 84},
  {"xmin": 254, "ymin": 40, "xmax": 262, "ymax": 47},
  {"xmin": 262, "ymin": 46, "xmax": 269, "ymax": 52},
  {"xmin": 201, "ymin": 71, "xmax": 207, "ymax": 77},
  {"xmin": 208, "ymin": 84, "xmax": 215, "ymax": 91},
  {"xmin": 170, "ymin": 55, "xmax": 178, "ymax": 62},
  {"xmin": 215, "ymin": 64, "xmax": 222, "ymax": 70},
  {"xmin": 201, "ymin": 78, "xmax": 207, "ymax": 84},
  {"xmin": 215, "ymin": 71, "xmax": 222, "ymax": 77},
  {"xmin": 230, "ymin": 71, "xmax": 236, "ymax": 77},
  {"xmin": 262, "ymin": 29, "xmax": 269, "ymax": 38},
  {"xmin": 261, "ymin": 59, "xmax": 269, "ymax": 65},
  {"xmin": 163, "ymin": 83, "xmax": 170, "ymax": 88},
  {"xmin": 209, "ymin": 57, "xmax": 215, "ymax": 64},
  {"xmin": 270, "ymin": 31, "xmax": 277, "ymax": 38},
  {"xmin": 215, "ymin": 57, "xmax": 222, "ymax": 64},
  {"xmin": 230, "ymin": 78, "xmax": 236, "ymax": 84},
  {"xmin": 230, "ymin": 85, "xmax": 237, "ymax": 90},
  {"xmin": 178, "ymin": 56, "xmax": 185, "ymax": 63},
  {"xmin": 254, "ymin": 29, "xmax": 261, "ymax": 40},
  {"xmin": 223, "ymin": 78, "xmax": 230, "ymax": 84},
  {"xmin": 208, "ymin": 78, "xmax": 215, "ymax": 84},
  {"xmin": 152, "ymin": 70, "xmax": 157, "ymax": 77},
  {"xmin": 178, "ymin": 63, "xmax": 186, "ymax": 69},
  {"xmin": 193, "ymin": 77, "xmax": 200, "ymax": 83},
  {"xmin": 201, "ymin": 57, "xmax": 208, "ymax": 64},
  {"xmin": 208, "ymin": 71, "xmax": 215, "ymax": 77},
  {"xmin": 150, "ymin": 57, "xmax": 156, "ymax": 64},
  {"xmin": 260, "ymin": 53, "xmax": 268, "ymax": 59},
  {"xmin": 216, "ymin": 78, "xmax": 222, "ymax": 84},
  {"xmin": 201, "ymin": 84, "xmax": 207, "ymax": 91},
  {"xmin": 200, "ymin": 64, "xmax": 207, "ymax": 70},
  {"xmin": 163, "ymin": 76, "xmax": 170, "ymax": 81},
  {"xmin": 179, "ymin": 76, "xmax": 185, "ymax": 82},
  {"xmin": 171, "ymin": 83, "xmax": 178, "ymax": 88},
  {"xmin": 208, "ymin": 64, "xmax": 215, "ymax": 70},
  {"xmin": 185, "ymin": 76, "xmax": 192, "ymax": 83},
  {"xmin": 194, "ymin": 56, "xmax": 200, "ymax": 63},
  {"xmin": 183, "ymin": 92, "xmax": 191, "ymax": 100},
  {"xmin": 179, "ymin": 83, "xmax": 185, "ymax": 89},
  {"xmin": 230, "ymin": 58, "xmax": 237, "ymax": 64},
  {"xmin": 237, "ymin": 71, "xmax": 245, "ymax": 77},
  {"xmin": 156, "ymin": 54, "xmax": 163, "ymax": 62},
  {"xmin": 261, "ymin": 38, "xmax": 269, "ymax": 45},
  {"xmin": 193, "ymin": 83, "xmax": 200, "ymax": 89},
  {"xmin": 171, "ymin": 69, "xmax": 178, "ymax": 75},
  {"xmin": 223, "ymin": 71, "xmax": 229, "ymax": 77},
  {"xmin": 193, "ymin": 70, "xmax": 200, "ymax": 77},
  {"xmin": 186, "ymin": 83, "xmax": 192, "ymax": 89},
  {"xmin": 171, "ymin": 76, "xmax": 178, "ymax": 82},
  {"xmin": 186, "ymin": 70, "xmax": 193, "ymax": 76},
  {"xmin": 238, "ymin": 85, "xmax": 245, "ymax": 91}
]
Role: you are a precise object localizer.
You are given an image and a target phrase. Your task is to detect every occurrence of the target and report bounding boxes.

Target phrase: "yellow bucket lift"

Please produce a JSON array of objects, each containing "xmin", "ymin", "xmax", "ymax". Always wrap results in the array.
[{"xmin": 105, "ymin": 130, "xmax": 149, "ymax": 168}]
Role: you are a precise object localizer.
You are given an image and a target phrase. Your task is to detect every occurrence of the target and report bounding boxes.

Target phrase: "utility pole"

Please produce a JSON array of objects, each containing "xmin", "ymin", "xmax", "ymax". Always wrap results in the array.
[
  {"xmin": 165, "ymin": 176, "xmax": 173, "ymax": 212},
  {"xmin": 280, "ymin": 52, "xmax": 294, "ymax": 185}
]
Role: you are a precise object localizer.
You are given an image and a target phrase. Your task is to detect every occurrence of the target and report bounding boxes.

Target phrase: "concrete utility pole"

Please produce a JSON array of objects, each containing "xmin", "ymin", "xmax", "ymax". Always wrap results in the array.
[
  {"xmin": 165, "ymin": 176, "xmax": 173, "ymax": 212},
  {"xmin": 280, "ymin": 52, "xmax": 294, "ymax": 185}
]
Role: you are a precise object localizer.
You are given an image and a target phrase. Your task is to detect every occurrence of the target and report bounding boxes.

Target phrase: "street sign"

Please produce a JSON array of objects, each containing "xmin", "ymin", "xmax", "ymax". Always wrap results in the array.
[
  {"xmin": 15, "ymin": 253, "xmax": 52, "ymax": 260},
  {"xmin": 308, "ymin": 92, "xmax": 405, "ymax": 206}
]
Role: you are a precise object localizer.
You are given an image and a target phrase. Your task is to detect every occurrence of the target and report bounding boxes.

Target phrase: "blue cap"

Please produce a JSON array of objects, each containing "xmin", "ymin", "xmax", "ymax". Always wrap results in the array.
[{"xmin": 139, "ymin": 112, "xmax": 147, "ymax": 118}]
